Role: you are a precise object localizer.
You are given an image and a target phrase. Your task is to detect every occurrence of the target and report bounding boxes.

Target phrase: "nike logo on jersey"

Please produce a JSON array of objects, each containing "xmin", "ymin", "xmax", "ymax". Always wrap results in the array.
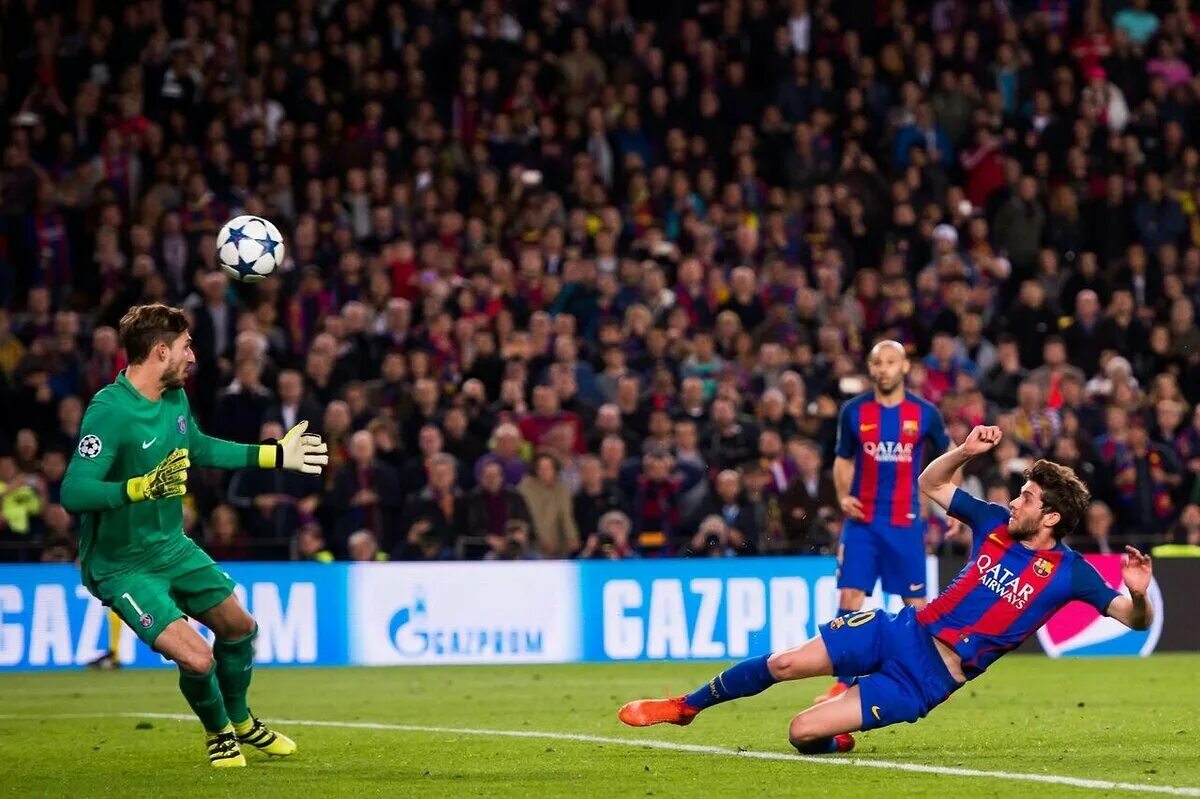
[
  {"xmin": 988, "ymin": 533, "xmax": 1005, "ymax": 546},
  {"xmin": 860, "ymin": 423, "xmax": 877, "ymax": 431},
  {"xmin": 909, "ymin": 583, "xmax": 924, "ymax": 592},
  {"xmin": 142, "ymin": 437, "xmax": 157, "ymax": 449},
  {"xmin": 871, "ymin": 706, "xmax": 882, "ymax": 721}
]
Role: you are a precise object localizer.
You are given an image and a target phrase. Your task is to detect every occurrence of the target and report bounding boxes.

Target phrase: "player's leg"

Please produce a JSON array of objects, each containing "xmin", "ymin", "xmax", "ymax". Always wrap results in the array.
[
  {"xmin": 879, "ymin": 523, "xmax": 929, "ymax": 611},
  {"xmin": 788, "ymin": 684, "xmax": 863, "ymax": 754},
  {"xmin": 87, "ymin": 609, "xmax": 124, "ymax": 670},
  {"xmin": 153, "ymin": 619, "xmax": 246, "ymax": 767},
  {"xmin": 618, "ymin": 633, "xmax": 837, "ymax": 727},
  {"xmin": 176, "ymin": 551, "xmax": 297, "ymax": 758}
]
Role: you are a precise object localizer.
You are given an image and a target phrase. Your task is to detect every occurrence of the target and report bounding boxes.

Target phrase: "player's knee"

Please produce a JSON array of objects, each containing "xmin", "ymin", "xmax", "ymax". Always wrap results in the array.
[
  {"xmin": 767, "ymin": 651, "xmax": 802, "ymax": 681},
  {"xmin": 223, "ymin": 614, "xmax": 257, "ymax": 641},
  {"xmin": 788, "ymin": 714, "xmax": 822, "ymax": 746},
  {"xmin": 177, "ymin": 648, "xmax": 215, "ymax": 675}
]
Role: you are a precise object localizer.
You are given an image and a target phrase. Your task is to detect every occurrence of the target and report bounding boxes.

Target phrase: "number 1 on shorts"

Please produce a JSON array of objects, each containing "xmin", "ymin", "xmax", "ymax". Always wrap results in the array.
[{"xmin": 122, "ymin": 592, "xmax": 145, "ymax": 617}]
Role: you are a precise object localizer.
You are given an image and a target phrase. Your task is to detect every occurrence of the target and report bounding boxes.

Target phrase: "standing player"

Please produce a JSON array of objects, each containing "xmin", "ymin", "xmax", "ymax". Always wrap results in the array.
[
  {"xmin": 618, "ymin": 425, "xmax": 1154, "ymax": 753},
  {"xmin": 61, "ymin": 304, "xmax": 329, "ymax": 767},
  {"xmin": 821, "ymin": 340, "xmax": 950, "ymax": 701}
]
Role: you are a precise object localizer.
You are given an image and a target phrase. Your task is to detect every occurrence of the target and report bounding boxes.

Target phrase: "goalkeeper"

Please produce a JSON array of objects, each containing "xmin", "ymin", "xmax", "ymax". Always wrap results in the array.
[{"xmin": 62, "ymin": 304, "xmax": 329, "ymax": 767}]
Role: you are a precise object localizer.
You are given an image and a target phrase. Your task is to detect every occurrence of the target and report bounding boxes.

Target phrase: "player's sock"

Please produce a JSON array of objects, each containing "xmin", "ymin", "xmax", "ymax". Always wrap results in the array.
[
  {"xmin": 683, "ymin": 654, "xmax": 775, "ymax": 711},
  {"xmin": 178, "ymin": 664, "xmax": 230, "ymax": 733},
  {"xmin": 107, "ymin": 609, "xmax": 122, "ymax": 657},
  {"xmin": 213, "ymin": 625, "xmax": 257, "ymax": 725},
  {"xmin": 793, "ymin": 734, "xmax": 855, "ymax": 755}
]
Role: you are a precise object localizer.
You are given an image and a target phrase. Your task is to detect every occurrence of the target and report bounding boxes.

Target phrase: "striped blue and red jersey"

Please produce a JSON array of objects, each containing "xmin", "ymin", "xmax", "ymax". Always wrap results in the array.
[
  {"xmin": 917, "ymin": 488, "xmax": 1120, "ymax": 679},
  {"xmin": 835, "ymin": 391, "xmax": 950, "ymax": 527}
]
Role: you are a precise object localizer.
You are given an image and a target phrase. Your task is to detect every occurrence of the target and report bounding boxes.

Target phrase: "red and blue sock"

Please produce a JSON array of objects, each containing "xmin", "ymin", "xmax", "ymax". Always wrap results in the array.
[{"xmin": 684, "ymin": 654, "xmax": 776, "ymax": 711}]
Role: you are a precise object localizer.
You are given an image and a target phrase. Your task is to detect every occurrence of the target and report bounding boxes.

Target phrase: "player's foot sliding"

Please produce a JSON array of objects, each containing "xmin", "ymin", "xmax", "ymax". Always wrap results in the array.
[
  {"xmin": 813, "ymin": 680, "xmax": 849, "ymax": 704},
  {"xmin": 794, "ymin": 733, "xmax": 856, "ymax": 755},
  {"xmin": 618, "ymin": 696, "xmax": 699, "ymax": 727},
  {"xmin": 206, "ymin": 726, "xmax": 247, "ymax": 767},
  {"xmin": 620, "ymin": 653, "xmax": 777, "ymax": 727},
  {"xmin": 233, "ymin": 713, "xmax": 297, "ymax": 757}
]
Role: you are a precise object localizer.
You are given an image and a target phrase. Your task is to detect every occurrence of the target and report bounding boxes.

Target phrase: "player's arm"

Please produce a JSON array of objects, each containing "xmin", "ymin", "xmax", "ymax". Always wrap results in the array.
[
  {"xmin": 186, "ymin": 401, "xmax": 328, "ymax": 474},
  {"xmin": 1103, "ymin": 546, "xmax": 1154, "ymax": 631},
  {"xmin": 62, "ymin": 400, "xmax": 189, "ymax": 510},
  {"xmin": 832, "ymin": 403, "xmax": 864, "ymax": 521},
  {"xmin": 918, "ymin": 424, "xmax": 1002, "ymax": 512}
]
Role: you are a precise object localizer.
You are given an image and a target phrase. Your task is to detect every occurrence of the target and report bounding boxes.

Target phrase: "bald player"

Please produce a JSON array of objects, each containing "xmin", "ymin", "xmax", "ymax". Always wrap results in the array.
[{"xmin": 818, "ymin": 340, "xmax": 951, "ymax": 702}]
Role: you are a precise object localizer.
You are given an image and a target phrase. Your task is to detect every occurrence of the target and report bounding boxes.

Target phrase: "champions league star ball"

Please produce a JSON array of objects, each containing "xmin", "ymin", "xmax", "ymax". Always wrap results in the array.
[{"xmin": 215, "ymin": 215, "xmax": 285, "ymax": 282}]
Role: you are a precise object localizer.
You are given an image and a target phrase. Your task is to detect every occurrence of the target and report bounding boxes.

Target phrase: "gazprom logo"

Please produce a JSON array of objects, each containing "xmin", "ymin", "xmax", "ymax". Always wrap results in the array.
[{"xmin": 387, "ymin": 588, "xmax": 544, "ymax": 658}]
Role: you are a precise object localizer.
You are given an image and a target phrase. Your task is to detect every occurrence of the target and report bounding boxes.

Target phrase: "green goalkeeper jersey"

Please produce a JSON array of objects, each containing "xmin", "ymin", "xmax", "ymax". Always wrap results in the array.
[{"xmin": 62, "ymin": 371, "xmax": 265, "ymax": 582}]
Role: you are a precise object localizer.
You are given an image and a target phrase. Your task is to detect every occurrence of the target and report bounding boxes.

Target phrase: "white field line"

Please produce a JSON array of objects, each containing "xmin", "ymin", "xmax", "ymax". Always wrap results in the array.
[{"xmin": 0, "ymin": 711, "xmax": 1196, "ymax": 797}]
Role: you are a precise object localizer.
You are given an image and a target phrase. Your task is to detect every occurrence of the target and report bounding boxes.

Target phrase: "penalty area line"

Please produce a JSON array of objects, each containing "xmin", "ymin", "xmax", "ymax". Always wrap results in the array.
[{"xmin": 3, "ymin": 711, "xmax": 1197, "ymax": 797}]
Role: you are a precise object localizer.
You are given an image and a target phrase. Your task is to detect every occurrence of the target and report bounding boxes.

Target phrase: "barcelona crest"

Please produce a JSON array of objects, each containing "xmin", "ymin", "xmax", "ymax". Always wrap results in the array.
[{"xmin": 1033, "ymin": 557, "xmax": 1054, "ymax": 578}]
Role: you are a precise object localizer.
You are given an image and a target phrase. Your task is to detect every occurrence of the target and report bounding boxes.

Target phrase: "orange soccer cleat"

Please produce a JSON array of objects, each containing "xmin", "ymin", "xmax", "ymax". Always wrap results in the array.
[
  {"xmin": 812, "ymin": 680, "xmax": 850, "ymax": 705},
  {"xmin": 618, "ymin": 695, "xmax": 700, "ymax": 727}
]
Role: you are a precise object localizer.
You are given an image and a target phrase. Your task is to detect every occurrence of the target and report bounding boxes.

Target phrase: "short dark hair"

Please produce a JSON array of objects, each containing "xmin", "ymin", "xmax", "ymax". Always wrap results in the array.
[
  {"xmin": 118, "ymin": 304, "xmax": 189, "ymax": 364},
  {"xmin": 1024, "ymin": 459, "xmax": 1090, "ymax": 539}
]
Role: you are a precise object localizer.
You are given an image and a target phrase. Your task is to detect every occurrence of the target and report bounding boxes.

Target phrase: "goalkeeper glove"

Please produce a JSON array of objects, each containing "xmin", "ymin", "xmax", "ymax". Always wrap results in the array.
[
  {"xmin": 259, "ymin": 421, "xmax": 329, "ymax": 474},
  {"xmin": 126, "ymin": 448, "xmax": 190, "ymax": 503}
]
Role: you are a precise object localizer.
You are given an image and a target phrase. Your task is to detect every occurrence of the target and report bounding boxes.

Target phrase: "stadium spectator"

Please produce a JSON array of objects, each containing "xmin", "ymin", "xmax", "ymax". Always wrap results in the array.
[
  {"xmin": 347, "ymin": 529, "xmax": 388, "ymax": 562},
  {"xmin": 6, "ymin": 0, "xmax": 1200, "ymax": 564},
  {"xmin": 328, "ymin": 430, "xmax": 403, "ymax": 554},
  {"xmin": 578, "ymin": 510, "xmax": 635, "ymax": 560},
  {"xmin": 518, "ymin": 452, "xmax": 579, "ymax": 558},
  {"xmin": 483, "ymin": 518, "xmax": 541, "ymax": 561},
  {"xmin": 466, "ymin": 459, "xmax": 533, "ymax": 558},
  {"xmin": 777, "ymin": 439, "xmax": 839, "ymax": 554}
]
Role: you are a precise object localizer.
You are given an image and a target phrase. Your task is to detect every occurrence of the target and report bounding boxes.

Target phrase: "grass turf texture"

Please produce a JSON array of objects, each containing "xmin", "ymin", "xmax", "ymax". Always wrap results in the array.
[{"xmin": 0, "ymin": 655, "xmax": 1196, "ymax": 798}]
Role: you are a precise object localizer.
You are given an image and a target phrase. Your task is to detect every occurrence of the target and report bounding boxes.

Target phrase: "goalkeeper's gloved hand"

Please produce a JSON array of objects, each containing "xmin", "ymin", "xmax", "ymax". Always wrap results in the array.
[
  {"xmin": 260, "ymin": 421, "xmax": 329, "ymax": 475},
  {"xmin": 126, "ymin": 448, "xmax": 190, "ymax": 503}
]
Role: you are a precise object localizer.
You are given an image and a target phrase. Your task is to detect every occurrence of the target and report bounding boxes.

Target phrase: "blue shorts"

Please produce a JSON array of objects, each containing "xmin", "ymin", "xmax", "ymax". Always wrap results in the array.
[
  {"xmin": 819, "ymin": 606, "xmax": 962, "ymax": 731},
  {"xmin": 837, "ymin": 519, "xmax": 926, "ymax": 598}
]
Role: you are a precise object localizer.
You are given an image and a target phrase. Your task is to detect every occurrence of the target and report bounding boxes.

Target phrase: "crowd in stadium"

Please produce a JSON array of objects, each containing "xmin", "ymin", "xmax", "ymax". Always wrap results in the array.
[{"xmin": 3, "ymin": 0, "xmax": 1200, "ymax": 564}]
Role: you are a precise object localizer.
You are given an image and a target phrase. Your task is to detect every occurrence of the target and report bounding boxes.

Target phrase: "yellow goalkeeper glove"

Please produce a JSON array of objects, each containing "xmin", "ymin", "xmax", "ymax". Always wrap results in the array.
[
  {"xmin": 258, "ymin": 421, "xmax": 329, "ymax": 475},
  {"xmin": 126, "ymin": 448, "xmax": 190, "ymax": 503}
]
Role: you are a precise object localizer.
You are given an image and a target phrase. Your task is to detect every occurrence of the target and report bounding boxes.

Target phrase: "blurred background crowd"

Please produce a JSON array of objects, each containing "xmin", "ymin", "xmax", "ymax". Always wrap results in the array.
[{"xmin": 3, "ymin": 0, "xmax": 1200, "ymax": 564}]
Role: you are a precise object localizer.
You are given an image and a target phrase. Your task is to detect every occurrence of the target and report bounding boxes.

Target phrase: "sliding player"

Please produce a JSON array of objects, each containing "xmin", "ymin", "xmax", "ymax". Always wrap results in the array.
[{"xmin": 618, "ymin": 425, "xmax": 1154, "ymax": 754}]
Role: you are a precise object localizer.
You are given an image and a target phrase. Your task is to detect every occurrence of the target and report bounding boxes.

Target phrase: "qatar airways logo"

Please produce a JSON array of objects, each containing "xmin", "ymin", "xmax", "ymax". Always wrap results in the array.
[
  {"xmin": 975, "ymin": 554, "xmax": 1036, "ymax": 609},
  {"xmin": 862, "ymin": 441, "xmax": 914, "ymax": 463}
]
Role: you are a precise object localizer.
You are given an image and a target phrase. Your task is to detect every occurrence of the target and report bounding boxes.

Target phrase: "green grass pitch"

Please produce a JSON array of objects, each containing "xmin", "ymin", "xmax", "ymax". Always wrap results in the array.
[{"xmin": 0, "ymin": 655, "xmax": 1197, "ymax": 798}]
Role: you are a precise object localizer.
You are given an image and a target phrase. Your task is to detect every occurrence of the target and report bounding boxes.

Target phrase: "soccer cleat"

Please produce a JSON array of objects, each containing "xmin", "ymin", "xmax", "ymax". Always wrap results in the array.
[
  {"xmin": 206, "ymin": 726, "xmax": 246, "ymax": 767},
  {"xmin": 87, "ymin": 651, "xmax": 121, "ymax": 671},
  {"xmin": 794, "ymin": 732, "xmax": 856, "ymax": 755},
  {"xmin": 618, "ymin": 696, "xmax": 699, "ymax": 727},
  {"xmin": 813, "ymin": 681, "xmax": 849, "ymax": 705},
  {"xmin": 234, "ymin": 714, "xmax": 297, "ymax": 757}
]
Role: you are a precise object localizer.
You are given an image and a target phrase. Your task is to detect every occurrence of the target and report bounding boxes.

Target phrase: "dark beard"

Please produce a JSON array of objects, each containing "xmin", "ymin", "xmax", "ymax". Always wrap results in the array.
[
  {"xmin": 162, "ymin": 369, "xmax": 187, "ymax": 389},
  {"xmin": 1008, "ymin": 519, "xmax": 1036, "ymax": 540}
]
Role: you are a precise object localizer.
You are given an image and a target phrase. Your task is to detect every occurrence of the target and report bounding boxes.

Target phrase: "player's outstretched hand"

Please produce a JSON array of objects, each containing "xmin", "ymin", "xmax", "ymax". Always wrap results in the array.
[
  {"xmin": 960, "ymin": 425, "xmax": 1002, "ymax": 457},
  {"xmin": 127, "ymin": 448, "xmax": 189, "ymax": 503},
  {"xmin": 1121, "ymin": 545, "xmax": 1152, "ymax": 595},
  {"xmin": 279, "ymin": 421, "xmax": 329, "ymax": 475}
]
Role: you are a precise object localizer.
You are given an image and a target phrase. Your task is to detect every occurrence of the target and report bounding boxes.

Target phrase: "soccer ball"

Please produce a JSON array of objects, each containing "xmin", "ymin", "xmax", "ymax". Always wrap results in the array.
[{"xmin": 215, "ymin": 215, "xmax": 285, "ymax": 282}]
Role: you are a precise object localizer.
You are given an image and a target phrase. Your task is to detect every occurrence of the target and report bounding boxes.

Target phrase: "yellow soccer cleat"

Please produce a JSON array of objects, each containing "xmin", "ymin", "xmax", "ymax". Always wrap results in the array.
[
  {"xmin": 234, "ymin": 715, "xmax": 297, "ymax": 757},
  {"xmin": 206, "ymin": 726, "xmax": 247, "ymax": 767}
]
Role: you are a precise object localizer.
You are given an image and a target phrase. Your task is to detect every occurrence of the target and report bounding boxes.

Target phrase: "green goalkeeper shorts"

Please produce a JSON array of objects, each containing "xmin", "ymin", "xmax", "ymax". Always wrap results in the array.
[{"xmin": 86, "ymin": 541, "xmax": 236, "ymax": 647}]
